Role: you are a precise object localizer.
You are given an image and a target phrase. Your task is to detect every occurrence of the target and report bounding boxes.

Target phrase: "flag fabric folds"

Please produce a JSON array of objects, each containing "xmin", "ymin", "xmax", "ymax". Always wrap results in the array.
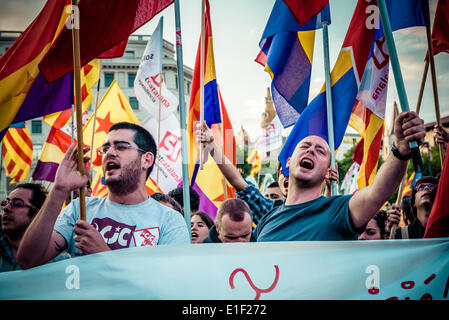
[
  {"xmin": 431, "ymin": 0, "xmax": 449, "ymax": 56},
  {"xmin": 134, "ymin": 17, "xmax": 178, "ymax": 121},
  {"xmin": 278, "ymin": 0, "xmax": 425, "ymax": 176},
  {"xmin": 424, "ymin": 144, "xmax": 449, "ymax": 238},
  {"xmin": 187, "ymin": 0, "xmax": 236, "ymax": 217},
  {"xmin": 402, "ymin": 171, "xmax": 417, "ymax": 198},
  {"xmin": 82, "ymin": 80, "xmax": 140, "ymax": 173},
  {"xmin": 91, "ymin": 172, "xmax": 108, "ymax": 198},
  {"xmin": 255, "ymin": 0, "xmax": 330, "ymax": 128},
  {"xmin": 32, "ymin": 60, "xmax": 99, "ymax": 182},
  {"xmin": 1, "ymin": 122, "xmax": 33, "ymax": 184},
  {"xmin": 282, "ymin": 0, "xmax": 330, "ymax": 26},
  {"xmin": 247, "ymin": 149, "xmax": 261, "ymax": 177},
  {"xmin": 39, "ymin": 0, "xmax": 174, "ymax": 83},
  {"xmin": 0, "ymin": 0, "xmax": 73, "ymax": 140}
]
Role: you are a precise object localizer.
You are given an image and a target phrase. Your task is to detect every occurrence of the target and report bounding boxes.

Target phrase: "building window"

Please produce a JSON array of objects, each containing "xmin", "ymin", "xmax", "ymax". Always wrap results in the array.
[
  {"xmin": 31, "ymin": 120, "xmax": 42, "ymax": 134},
  {"xmin": 33, "ymin": 145, "xmax": 42, "ymax": 159},
  {"xmin": 186, "ymin": 81, "xmax": 191, "ymax": 94},
  {"xmin": 124, "ymin": 51, "xmax": 135, "ymax": 57},
  {"xmin": 104, "ymin": 73, "xmax": 114, "ymax": 87},
  {"xmin": 175, "ymin": 75, "xmax": 178, "ymax": 89},
  {"xmin": 129, "ymin": 97, "xmax": 139, "ymax": 110},
  {"xmin": 128, "ymin": 73, "xmax": 136, "ymax": 88}
]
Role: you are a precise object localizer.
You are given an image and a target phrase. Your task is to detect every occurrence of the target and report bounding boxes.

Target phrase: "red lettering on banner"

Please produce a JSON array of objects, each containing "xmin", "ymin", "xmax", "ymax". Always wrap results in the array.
[
  {"xmin": 385, "ymin": 273, "xmax": 445, "ymax": 300},
  {"xmin": 160, "ymin": 131, "xmax": 181, "ymax": 163},
  {"xmin": 229, "ymin": 265, "xmax": 279, "ymax": 300}
]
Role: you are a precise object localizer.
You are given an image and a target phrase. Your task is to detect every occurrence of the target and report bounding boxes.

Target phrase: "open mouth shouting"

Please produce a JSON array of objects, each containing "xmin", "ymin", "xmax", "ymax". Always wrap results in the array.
[
  {"xmin": 299, "ymin": 157, "xmax": 315, "ymax": 170},
  {"xmin": 104, "ymin": 159, "xmax": 121, "ymax": 176}
]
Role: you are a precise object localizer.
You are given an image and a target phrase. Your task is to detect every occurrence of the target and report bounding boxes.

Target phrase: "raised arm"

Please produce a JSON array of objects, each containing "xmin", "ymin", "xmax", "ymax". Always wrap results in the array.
[
  {"xmin": 349, "ymin": 112, "xmax": 425, "ymax": 229},
  {"xmin": 17, "ymin": 144, "xmax": 91, "ymax": 269},
  {"xmin": 197, "ymin": 121, "xmax": 248, "ymax": 192}
]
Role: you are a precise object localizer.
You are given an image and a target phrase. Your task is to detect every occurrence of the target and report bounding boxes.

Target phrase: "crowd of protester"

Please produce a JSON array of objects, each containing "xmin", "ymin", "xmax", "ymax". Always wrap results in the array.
[{"xmin": 0, "ymin": 113, "xmax": 448, "ymax": 272}]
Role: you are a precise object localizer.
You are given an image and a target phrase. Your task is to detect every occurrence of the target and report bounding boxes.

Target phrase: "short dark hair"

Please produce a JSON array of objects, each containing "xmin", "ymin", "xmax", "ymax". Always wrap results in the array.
[
  {"xmin": 373, "ymin": 210, "xmax": 387, "ymax": 237},
  {"xmin": 13, "ymin": 183, "xmax": 47, "ymax": 218},
  {"xmin": 267, "ymin": 181, "xmax": 279, "ymax": 189},
  {"xmin": 216, "ymin": 198, "xmax": 252, "ymax": 229},
  {"xmin": 401, "ymin": 195, "xmax": 414, "ymax": 223},
  {"xmin": 108, "ymin": 122, "xmax": 157, "ymax": 179},
  {"xmin": 192, "ymin": 211, "xmax": 214, "ymax": 229},
  {"xmin": 150, "ymin": 193, "xmax": 183, "ymax": 214},
  {"xmin": 168, "ymin": 187, "xmax": 200, "ymax": 212},
  {"xmin": 411, "ymin": 176, "xmax": 439, "ymax": 216}
]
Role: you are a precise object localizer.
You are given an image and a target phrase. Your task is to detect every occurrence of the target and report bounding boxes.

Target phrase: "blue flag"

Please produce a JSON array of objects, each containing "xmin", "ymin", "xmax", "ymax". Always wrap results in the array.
[
  {"xmin": 279, "ymin": 0, "xmax": 426, "ymax": 176},
  {"xmin": 256, "ymin": 0, "xmax": 331, "ymax": 128}
]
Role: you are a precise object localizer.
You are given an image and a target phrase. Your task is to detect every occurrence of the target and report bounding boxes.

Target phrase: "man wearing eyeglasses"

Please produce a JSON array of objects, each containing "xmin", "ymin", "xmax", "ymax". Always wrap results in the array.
[
  {"xmin": 1, "ymin": 183, "xmax": 69, "ymax": 272},
  {"xmin": 17, "ymin": 122, "xmax": 189, "ymax": 269},
  {"xmin": 392, "ymin": 176, "xmax": 439, "ymax": 239}
]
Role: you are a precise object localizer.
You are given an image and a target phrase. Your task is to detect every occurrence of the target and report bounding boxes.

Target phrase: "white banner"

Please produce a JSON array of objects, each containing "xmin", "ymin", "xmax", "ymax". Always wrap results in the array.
[
  {"xmin": 1, "ymin": 239, "xmax": 448, "ymax": 300},
  {"xmin": 255, "ymin": 116, "xmax": 283, "ymax": 154},
  {"xmin": 141, "ymin": 114, "xmax": 182, "ymax": 193},
  {"xmin": 134, "ymin": 17, "xmax": 178, "ymax": 121}
]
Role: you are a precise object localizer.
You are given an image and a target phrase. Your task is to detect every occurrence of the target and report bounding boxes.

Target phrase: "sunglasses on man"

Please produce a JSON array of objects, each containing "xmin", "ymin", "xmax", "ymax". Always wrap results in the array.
[{"xmin": 415, "ymin": 183, "xmax": 437, "ymax": 192}]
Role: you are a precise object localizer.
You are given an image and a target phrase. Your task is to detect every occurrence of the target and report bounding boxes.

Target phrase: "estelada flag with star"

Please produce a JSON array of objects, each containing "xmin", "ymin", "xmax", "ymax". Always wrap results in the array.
[{"xmin": 83, "ymin": 79, "xmax": 140, "ymax": 174}]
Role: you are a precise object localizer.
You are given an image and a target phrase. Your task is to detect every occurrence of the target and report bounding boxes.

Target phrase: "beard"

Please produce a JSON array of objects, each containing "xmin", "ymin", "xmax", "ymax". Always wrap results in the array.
[{"xmin": 105, "ymin": 157, "xmax": 141, "ymax": 196}]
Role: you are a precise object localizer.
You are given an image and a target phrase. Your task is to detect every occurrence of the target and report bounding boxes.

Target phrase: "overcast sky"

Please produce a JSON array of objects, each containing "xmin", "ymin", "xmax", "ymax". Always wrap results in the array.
[{"xmin": 1, "ymin": 0, "xmax": 447, "ymax": 142}]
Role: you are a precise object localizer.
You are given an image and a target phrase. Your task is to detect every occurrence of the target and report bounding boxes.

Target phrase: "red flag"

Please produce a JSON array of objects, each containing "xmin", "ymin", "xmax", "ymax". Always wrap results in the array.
[
  {"xmin": 282, "ymin": 0, "xmax": 329, "ymax": 25},
  {"xmin": 39, "ymin": 0, "xmax": 173, "ymax": 83},
  {"xmin": 424, "ymin": 144, "xmax": 449, "ymax": 238},
  {"xmin": 432, "ymin": 0, "xmax": 449, "ymax": 56}
]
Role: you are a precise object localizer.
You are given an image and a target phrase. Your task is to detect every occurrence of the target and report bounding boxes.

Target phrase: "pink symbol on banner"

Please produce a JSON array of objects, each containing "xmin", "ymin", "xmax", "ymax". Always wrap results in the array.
[
  {"xmin": 229, "ymin": 265, "xmax": 279, "ymax": 300},
  {"xmin": 386, "ymin": 273, "xmax": 440, "ymax": 300},
  {"xmin": 160, "ymin": 131, "xmax": 181, "ymax": 162}
]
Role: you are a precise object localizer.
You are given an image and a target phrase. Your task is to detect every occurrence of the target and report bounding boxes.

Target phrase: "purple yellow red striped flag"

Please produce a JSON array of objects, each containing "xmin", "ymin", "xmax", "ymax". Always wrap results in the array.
[
  {"xmin": 0, "ymin": 0, "xmax": 73, "ymax": 140},
  {"xmin": 2, "ymin": 122, "xmax": 33, "ymax": 184}
]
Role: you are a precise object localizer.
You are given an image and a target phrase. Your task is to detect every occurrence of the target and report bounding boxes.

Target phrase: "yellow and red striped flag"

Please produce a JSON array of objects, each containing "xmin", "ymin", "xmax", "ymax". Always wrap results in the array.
[
  {"xmin": 247, "ymin": 149, "xmax": 261, "ymax": 177},
  {"xmin": 2, "ymin": 122, "xmax": 33, "ymax": 184}
]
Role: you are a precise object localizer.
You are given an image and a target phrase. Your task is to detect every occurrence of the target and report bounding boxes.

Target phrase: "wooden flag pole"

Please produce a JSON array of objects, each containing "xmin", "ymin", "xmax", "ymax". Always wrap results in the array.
[
  {"xmin": 174, "ymin": 0, "xmax": 192, "ymax": 239},
  {"xmin": 71, "ymin": 0, "xmax": 86, "ymax": 221},
  {"xmin": 89, "ymin": 59, "xmax": 102, "ymax": 169},
  {"xmin": 199, "ymin": 0, "xmax": 205, "ymax": 170},
  {"xmin": 415, "ymin": 59, "xmax": 429, "ymax": 115},
  {"xmin": 389, "ymin": 169, "xmax": 409, "ymax": 239},
  {"xmin": 422, "ymin": 0, "xmax": 445, "ymax": 166}
]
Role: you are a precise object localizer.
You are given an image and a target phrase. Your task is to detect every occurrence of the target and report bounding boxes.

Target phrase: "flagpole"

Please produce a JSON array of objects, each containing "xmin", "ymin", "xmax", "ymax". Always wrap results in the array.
[
  {"xmin": 156, "ymin": 75, "xmax": 162, "ymax": 190},
  {"xmin": 421, "ymin": 0, "xmax": 445, "ymax": 167},
  {"xmin": 199, "ymin": 0, "xmax": 205, "ymax": 170},
  {"xmin": 322, "ymin": 21, "xmax": 338, "ymax": 196},
  {"xmin": 156, "ymin": 18, "xmax": 164, "ymax": 192},
  {"xmin": 415, "ymin": 59, "xmax": 429, "ymax": 115},
  {"xmin": 174, "ymin": 0, "xmax": 192, "ymax": 239},
  {"xmin": 89, "ymin": 59, "xmax": 102, "ymax": 169},
  {"xmin": 71, "ymin": 0, "xmax": 86, "ymax": 221},
  {"xmin": 378, "ymin": 0, "xmax": 424, "ymax": 175}
]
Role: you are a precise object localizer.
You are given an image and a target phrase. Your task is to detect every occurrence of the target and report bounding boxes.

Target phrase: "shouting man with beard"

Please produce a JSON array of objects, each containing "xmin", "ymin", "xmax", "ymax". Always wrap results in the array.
[{"xmin": 17, "ymin": 123, "xmax": 189, "ymax": 269}]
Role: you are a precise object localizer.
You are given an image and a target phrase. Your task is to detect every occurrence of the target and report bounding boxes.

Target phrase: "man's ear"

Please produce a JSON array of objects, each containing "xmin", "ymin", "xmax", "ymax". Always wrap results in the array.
[
  {"xmin": 286, "ymin": 158, "xmax": 291, "ymax": 169},
  {"xmin": 142, "ymin": 152, "xmax": 155, "ymax": 170}
]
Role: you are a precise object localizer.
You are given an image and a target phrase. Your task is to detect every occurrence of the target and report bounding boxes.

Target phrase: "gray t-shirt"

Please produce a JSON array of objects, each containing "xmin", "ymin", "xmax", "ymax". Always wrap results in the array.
[{"xmin": 55, "ymin": 197, "xmax": 190, "ymax": 256}]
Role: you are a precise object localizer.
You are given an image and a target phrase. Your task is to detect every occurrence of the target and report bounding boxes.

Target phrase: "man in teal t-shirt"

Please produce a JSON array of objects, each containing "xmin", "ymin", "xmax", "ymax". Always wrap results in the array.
[{"xmin": 255, "ymin": 111, "xmax": 426, "ymax": 242}]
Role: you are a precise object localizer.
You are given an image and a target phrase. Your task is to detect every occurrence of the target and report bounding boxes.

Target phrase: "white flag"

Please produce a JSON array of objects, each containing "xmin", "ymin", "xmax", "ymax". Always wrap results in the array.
[
  {"xmin": 341, "ymin": 162, "xmax": 360, "ymax": 195},
  {"xmin": 141, "ymin": 114, "xmax": 183, "ymax": 193},
  {"xmin": 255, "ymin": 115, "xmax": 283, "ymax": 154},
  {"xmin": 134, "ymin": 17, "xmax": 178, "ymax": 121}
]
